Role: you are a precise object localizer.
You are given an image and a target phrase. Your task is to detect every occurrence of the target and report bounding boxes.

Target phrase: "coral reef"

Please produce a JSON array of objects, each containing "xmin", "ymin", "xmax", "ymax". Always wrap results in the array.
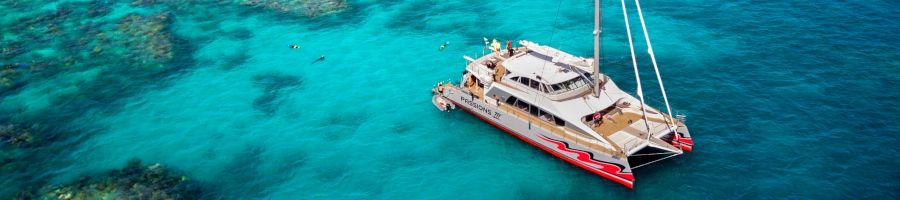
[
  {"xmin": 1, "ymin": 1, "xmax": 179, "ymax": 91},
  {"xmin": 0, "ymin": 124, "xmax": 34, "ymax": 147},
  {"xmin": 1, "ymin": 64, "xmax": 25, "ymax": 92},
  {"xmin": 115, "ymin": 12, "xmax": 176, "ymax": 69},
  {"xmin": 15, "ymin": 159, "xmax": 202, "ymax": 200},
  {"xmin": 239, "ymin": 0, "xmax": 348, "ymax": 17},
  {"xmin": 0, "ymin": 2, "xmax": 189, "ymax": 196},
  {"xmin": 1, "ymin": 0, "xmax": 341, "ymax": 197},
  {"xmin": 212, "ymin": 145, "xmax": 303, "ymax": 198}
]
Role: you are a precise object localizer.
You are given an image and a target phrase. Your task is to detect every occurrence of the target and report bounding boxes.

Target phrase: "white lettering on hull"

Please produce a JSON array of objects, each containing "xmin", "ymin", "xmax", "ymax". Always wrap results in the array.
[{"xmin": 459, "ymin": 96, "xmax": 502, "ymax": 120}]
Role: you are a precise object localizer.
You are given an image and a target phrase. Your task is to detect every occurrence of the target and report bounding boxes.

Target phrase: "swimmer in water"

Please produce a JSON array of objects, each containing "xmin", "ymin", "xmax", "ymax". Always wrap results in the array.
[
  {"xmin": 290, "ymin": 44, "xmax": 300, "ymax": 49},
  {"xmin": 312, "ymin": 55, "xmax": 326, "ymax": 63},
  {"xmin": 439, "ymin": 41, "xmax": 449, "ymax": 51}
]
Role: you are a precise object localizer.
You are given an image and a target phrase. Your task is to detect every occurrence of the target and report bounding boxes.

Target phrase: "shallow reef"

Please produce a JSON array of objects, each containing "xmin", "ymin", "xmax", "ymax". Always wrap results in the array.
[
  {"xmin": 115, "ymin": 12, "xmax": 176, "ymax": 68},
  {"xmin": 1, "ymin": 1, "xmax": 188, "ymax": 196},
  {"xmin": 0, "ymin": 124, "xmax": 35, "ymax": 147},
  {"xmin": 252, "ymin": 72, "xmax": 304, "ymax": 114},
  {"xmin": 0, "ymin": 64, "xmax": 25, "ymax": 93},
  {"xmin": 239, "ymin": 0, "xmax": 348, "ymax": 17},
  {"xmin": 14, "ymin": 159, "xmax": 203, "ymax": 200},
  {"xmin": 0, "ymin": 0, "xmax": 345, "ymax": 198}
]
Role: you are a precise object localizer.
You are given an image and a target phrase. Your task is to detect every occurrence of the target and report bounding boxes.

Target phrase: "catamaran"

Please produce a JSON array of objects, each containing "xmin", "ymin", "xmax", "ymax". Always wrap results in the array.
[{"xmin": 430, "ymin": 0, "xmax": 693, "ymax": 188}]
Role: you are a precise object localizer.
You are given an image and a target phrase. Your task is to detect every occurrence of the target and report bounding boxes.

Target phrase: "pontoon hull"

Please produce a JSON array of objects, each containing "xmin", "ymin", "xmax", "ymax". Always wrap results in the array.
[{"xmin": 439, "ymin": 87, "xmax": 636, "ymax": 188}]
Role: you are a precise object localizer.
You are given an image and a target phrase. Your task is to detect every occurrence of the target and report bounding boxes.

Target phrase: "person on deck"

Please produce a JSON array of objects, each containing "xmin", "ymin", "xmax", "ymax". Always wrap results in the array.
[
  {"xmin": 592, "ymin": 112, "xmax": 603, "ymax": 126},
  {"xmin": 506, "ymin": 40, "xmax": 514, "ymax": 56},
  {"xmin": 490, "ymin": 39, "xmax": 501, "ymax": 56}
]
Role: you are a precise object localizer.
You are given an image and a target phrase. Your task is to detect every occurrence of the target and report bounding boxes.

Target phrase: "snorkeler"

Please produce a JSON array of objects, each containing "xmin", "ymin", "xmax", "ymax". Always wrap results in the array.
[
  {"xmin": 290, "ymin": 44, "xmax": 300, "ymax": 49},
  {"xmin": 312, "ymin": 55, "xmax": 326, "ymax": 63},
  {"xmin": 439, "ymin": 41, "xmax": 450, "ymax": 51}
]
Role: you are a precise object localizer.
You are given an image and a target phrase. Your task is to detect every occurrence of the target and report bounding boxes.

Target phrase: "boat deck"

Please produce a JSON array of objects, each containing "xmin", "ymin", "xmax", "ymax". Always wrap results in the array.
[
  {"xmin": 496, "ymin": 102, "xmax": 625, "ymax": 157},
  {"xmin": 447, "ymin": 44, "xmax": 686, "ymax": 157},
  {"xmin": 441, "ymin": 82, "xmax": 626, "ymax": 157}
]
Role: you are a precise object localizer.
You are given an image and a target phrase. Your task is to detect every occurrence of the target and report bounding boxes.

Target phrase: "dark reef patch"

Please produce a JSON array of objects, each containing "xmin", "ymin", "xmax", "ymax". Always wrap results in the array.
[
  {"xmin": 314, "ymin": 162, "xmax": 350, "ymax": 182},
  {"xmin": 382, "ymin": 0, "xmax": 517, "ymax": 46},
  {"xmin": 251, "ymin": 72, "xmax": 303, "ymax": 115},
  {"xmin": 13, "ymin": 159, "xmax": 204, "ymax": 200},
  {"xmin": 389, "ymin": 121, "xmax": 414, "ymax": 134},
  {"xmin": 0, "ymin": 2, "xmax": 200, "ymax": 197},
  {"xmin": 0, "ymin": 64, "xmax": 27, "ymax": 96},
  {"xmin": 237, "ymin": 0, "xmax": 348, "ymax": 17},
  {"xmin": 1, "ymin": 0, "xmax": 344, "ymax": 198},
  {"xmin": 253, "ymin": 92, "xmax": 280, "ymax": 114},
  {"xmin": 208, "ymin": 145, "xmax": 302, "ymax": 199},
  {"xmin": 227, "ymin": 28, "xmax": 255, "ymax": 40},
  {"xmin": 222, "ymin": 50, "xmax": 251, "ymax": 70},
  {"xmin": 0, "ymin": 124, "xmax": 38, "ymax": 148}
]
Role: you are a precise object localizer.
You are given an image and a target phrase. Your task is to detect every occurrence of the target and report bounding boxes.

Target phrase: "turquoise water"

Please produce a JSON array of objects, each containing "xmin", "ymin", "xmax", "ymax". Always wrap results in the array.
[{"xmin": 2, "ymin": 0, "xmax": 899, "ymax": 199}]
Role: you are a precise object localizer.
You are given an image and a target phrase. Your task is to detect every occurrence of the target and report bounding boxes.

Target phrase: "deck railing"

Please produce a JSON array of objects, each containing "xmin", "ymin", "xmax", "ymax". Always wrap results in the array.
[{"xmin": 496, "ymin": 102, "xmax": 625, "ymax": 157}]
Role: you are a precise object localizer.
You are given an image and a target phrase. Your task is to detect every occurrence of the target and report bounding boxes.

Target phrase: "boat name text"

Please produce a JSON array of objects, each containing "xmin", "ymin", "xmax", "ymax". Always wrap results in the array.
[{"xmin": 460, "ymin": 96, "xmax": 502, "ymax": 120}]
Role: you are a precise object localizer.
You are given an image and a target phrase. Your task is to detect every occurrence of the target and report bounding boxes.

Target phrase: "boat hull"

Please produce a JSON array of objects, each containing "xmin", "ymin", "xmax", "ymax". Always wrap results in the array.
[{"xmin": 439, "ymin": 86, "xmax": 636, "ymax": 188}]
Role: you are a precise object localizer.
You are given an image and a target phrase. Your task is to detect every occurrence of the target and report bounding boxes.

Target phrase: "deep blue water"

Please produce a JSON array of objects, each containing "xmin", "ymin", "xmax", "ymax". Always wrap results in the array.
[{"xmin": 1, "ymin": 0, "xmax": 898, "ymax": 199}]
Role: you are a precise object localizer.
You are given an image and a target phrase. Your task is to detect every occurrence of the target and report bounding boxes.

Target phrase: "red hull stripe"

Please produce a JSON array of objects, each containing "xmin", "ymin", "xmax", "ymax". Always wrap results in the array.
[
  {"xmin": 680, "ymin": 144, "xmax": 693, "ymax": 152},
  {"xmin": 536, "ymin": 135, "xmax": 635, "ymax": 181},
  {"xmin": 452, "ymin": 101, "xmax": 635, "ymax": 188},
  {"xmin": 673, "ymin": 132, "xmax": 694, "ymax": 152},
  {"xmin": 678, "ymin": 137, "xmax": 694, "ymax": 146}
]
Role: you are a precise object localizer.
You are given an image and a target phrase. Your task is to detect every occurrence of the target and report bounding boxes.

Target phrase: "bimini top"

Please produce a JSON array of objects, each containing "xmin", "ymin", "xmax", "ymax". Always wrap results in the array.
[{"xmin": 502, "ymin": 41, "xmax": 595, "ymax": 86}]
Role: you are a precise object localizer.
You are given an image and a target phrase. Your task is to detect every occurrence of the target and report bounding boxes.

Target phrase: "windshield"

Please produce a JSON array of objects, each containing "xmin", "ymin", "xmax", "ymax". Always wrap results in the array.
[{"xmin": 549, "ymin": 77, "xmax": 587, "ymax": 94}]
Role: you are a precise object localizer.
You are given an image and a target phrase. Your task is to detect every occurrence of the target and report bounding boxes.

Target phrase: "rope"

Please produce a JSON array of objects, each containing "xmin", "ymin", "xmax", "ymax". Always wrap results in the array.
[
  {"xmin": 631, "ymin": 152, "xmax": 680, "ymax": 169},
  {"xmin": 527, "ymin": 0, "xmax": 565, "ymax": 132},
  {"xmin": 619, "ymin": 0, "xmax": 653, "ymax": 140},
  {"xmin": 630, "ymin": 152, "xmax": 677, "ymax": 157},
  {"xmin": 528, "ymin": 0, "xmax": 566, "ymax": 107},
  {"xmin": 633, "ymin": 0, "xmax": 676, "ymax": 136}
]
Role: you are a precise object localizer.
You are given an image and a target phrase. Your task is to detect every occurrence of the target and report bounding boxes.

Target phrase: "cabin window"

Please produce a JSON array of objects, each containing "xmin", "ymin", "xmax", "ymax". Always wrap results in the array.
[
  {"xmin": 505, "ymin": 96, "xmax": 518, "ymax": 105},
  {"xmin": 538, "ymin": 110, "xmax": 552, "ymax": 122},
  {"xmin": 553, "ymin": 116, "xmax": 566, "ymax": 126},
  {"xmin": 529, "ymin": 80, "xmax": 540, "ymax": 90},
  {"xmin": 511, "ymin": 77, "xmax": 519, "ymax": 81},
  {"xmin": 574, "ymin": 78, "xmax": 586, "ymax": 87},
  {"xmin": 519, "ymin": 77, "xmax": 530, "ymax": 85},
  {"xmin": 512, "ymin": 99, "xmax": 565, "ymax": 126},
  {"xmin": 565, "ymin": 80, "xmax": 577, "ymax": 90},
  {"xmin": 549, "ymin": 76, "xmax": 589, "ymax": 94},
  {"xmin": 515, "ymin": 99, "xmax": 528, "ymax": 110},
  {"xmin": 540, "ymin": 84, "xmax": 549, "ymax": 93}
]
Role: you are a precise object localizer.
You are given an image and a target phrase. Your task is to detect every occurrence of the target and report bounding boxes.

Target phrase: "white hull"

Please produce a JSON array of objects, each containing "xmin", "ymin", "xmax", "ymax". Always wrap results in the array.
[{"xmin": 439, "ymin": 86, "xmax": 636, "ymax": 187}]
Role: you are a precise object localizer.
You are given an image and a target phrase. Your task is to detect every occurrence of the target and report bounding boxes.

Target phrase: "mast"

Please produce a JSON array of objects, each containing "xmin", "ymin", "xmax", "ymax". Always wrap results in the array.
[{"xmin": 592, "ymin": 0, "xmax": 602, "ymax": 97}]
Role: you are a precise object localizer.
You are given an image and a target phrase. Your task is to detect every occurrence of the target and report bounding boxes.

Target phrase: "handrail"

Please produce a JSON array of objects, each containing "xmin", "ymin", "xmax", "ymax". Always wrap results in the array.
[{"xmin": 497, "ymin": 103, "xmax": 625, "ymax": 157}]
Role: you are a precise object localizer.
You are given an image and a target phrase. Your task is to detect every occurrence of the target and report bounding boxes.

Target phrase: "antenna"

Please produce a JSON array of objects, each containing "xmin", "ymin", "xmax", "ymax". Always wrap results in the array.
[{"xmin": 592, "ymin": 0, "xmax": 602, "ymax": 97}]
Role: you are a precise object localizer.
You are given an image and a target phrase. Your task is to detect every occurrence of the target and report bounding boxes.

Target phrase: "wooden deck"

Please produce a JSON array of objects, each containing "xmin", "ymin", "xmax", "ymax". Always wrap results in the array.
[
  {"xmin": 589, "ymin": 109, "xmax": 644, "ymax": 137},
  {"xmin": 589, "ymin": 107, "xmax": 682, "ymax": 136}
]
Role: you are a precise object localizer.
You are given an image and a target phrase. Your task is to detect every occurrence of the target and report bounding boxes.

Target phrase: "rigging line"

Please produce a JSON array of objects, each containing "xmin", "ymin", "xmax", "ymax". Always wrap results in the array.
[
  {"xmin": 539, "ymin": 0, "xmax": 566, "ymax": 89},
  {"xmin": 630, "ymin": 152, "xmax": 678, "ymax": 157},
  {"xmin": 631, "ymin": 152, "xmax": 680, "ymax": 169},
  {"xmin": 619, "ymin": 0, "xmax": 653, "ymax": 140},
  {"xmin": 532, "ymin": 0, "xmax": 565, "ymax": 118},
  {"xmin": 633, "ymin": 0, "xmax": 676, "ymax": 134}
]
